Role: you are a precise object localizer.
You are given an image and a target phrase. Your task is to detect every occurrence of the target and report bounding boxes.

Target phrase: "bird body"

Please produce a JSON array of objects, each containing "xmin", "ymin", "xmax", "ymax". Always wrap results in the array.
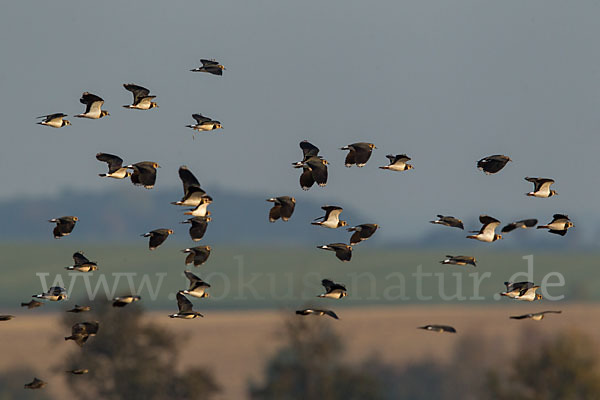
[
  {"xmin": 182, "ymin": 246, "xmax": 211, "ymax": 267},
  {"xmin": 477, "ymin": 154, "xmax": 511, "ymax": 174},
  {"xmin": 126, "ymin": 161, "xmax": 160, "ymax": 189},
  {"xmin": 24, "ymin": 378, "xmax": 46, "ymax": 389},
  {"xmin": 49, "ymin": 216, "xmax": 78, "ymax": 238},
  {"xmin": 142, "ymin": 229, "xmax": 173, "ymax": 250},
  {"xmin": 184, "ymin": 196, "xmax": 212, "ymax": 217},
  {"xmin": 296, "ymin": 309, "xmax": 339, "ymax": 319},
  {"xmin": 525, "ymin": 177, "xmax": 557, "ymax": 198},
  {"xmin": 21, "ymin": 300, "xmax": 44, "ymax": 309},
  {"xmin": 181, "ymin": 217, "xmax": 211, "ymax": 241},
  {"xmin": 113, "ymin": 295, "xmax": 141, "ymax": 307},
  {"xmin": 347, "ymin": 224, "xmax": 379, "ymax": 245},
  {"xmin": 440, "ymin": 255, "xmax": 476, "ymax": 267},
  {"xmin": 317, "ymin": 243, "xmax": 352, "ymax": 262},
  {"xmin": 501, "ymin": 219, "xmax": 538, "ymax": 233},
  {"xmin": 37, "ymin": 113, "xmax": 70, "ymax": 128},
  {"xmin": 312, "ymin": 206, "xmax": 346, "ymax": 229},
  {"xmin": 96, "ymin": 153, "xmax": 131, "ymax": 179},
  {"xmin": 418, "ymin": 325, "xmax": 456, "ymax": 333},
  {"xmin": 75, "ymin": 92, "xmax": 109, "ymax": 119},
  {"xmin": 341, "ymin": 142, "xmax": 376, "ymax": 167},
  {"xmin": 380, "ymin": 154, "xmax": 413, "ymax": 171},
  {"xmin": 466, "ymin": 215, "xmax": 502, "ymax": 242},
  {"xmin": 190, "ymin": 59, "xmax": 225, "ymax": 75},
  {"xmin": 510, "ymin": 311, "xmax": 561, "ymax": 320},
  {"xmin": 182, "ymin": 270, "xmax": 211, "ymax": 298},
  {"xmin": 64, "ymin": 321, "xmax": 99, "ymax": 346},
  {"xmin": 501, "ymin": 282, "xmax": 542, "ymax": 301},
  {"xmin": 319, "ymin": 279, "xmax": 347, "ymax": 299},
  {"xmin": 537, "ymin": 214, "xmax": 573, "ymax": 236},
  {"xmin": 65, "ymin": 252, "xmax": 97, "ymax": 272},
  {"xmin": 0, "ymin": 315, "xmax": 14, "ymax": 321},
  {"xmin": 67, "ymin": 305, "xmax": 91, "ymax": 313},
  {"xmin": 429, "ymin": 215, "xmax": 464, "ymax": 230},
  {"xmin": 170, "ymin": 292, "xmax": 204, "ymax": 318},
  {"xmin": 122, "ymin": 84, "xmax": 158, "ymax": 109},
  {"xmin": 266, "ymin": 196, "xmax": 296, "ymax": 222},
  {"xmin": 34, "ymin": 286, "xmax": 67, "ymax": 301},
  {"xmin": 186, "ymin": 114, "xmax": 222, "ymax": 133}
]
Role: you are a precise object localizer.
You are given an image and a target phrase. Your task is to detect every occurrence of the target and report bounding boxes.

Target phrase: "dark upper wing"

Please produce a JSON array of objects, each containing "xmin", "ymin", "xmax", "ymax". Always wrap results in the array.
[
  {"xmin": 353, "ymin": 144, "xmax": 373, "ymax": 165},
  {"xmin": 307, "ymin": 158, "xmax": 328, "ymax": 186},
  {"xmin": 479, "ymin": 215, "xmax": 500, "ymax": 225},
  {"xmin": 184, "ymin": 270, "xmax": 201, "ymax": 284},
  {"xmin": 279, "ymin": 197, "xmax": 295, "ymax": 220},
  {"xmin": 132, "ymin": 164, "xmax": 157, "ymax": 188},
  {"xmin": 201, "ymin": 59, "xmax": 219, "ymax": 66},
  {"xmin": 41, "ymin": 113, "xmax": 67, "ymax": 121},
  {"xmin": 72, "ymin": 252, "xmax": 90, "ymax": 265},
  {"xmin": 80, "ymin": 92, "xmax": 103, "ymax": 113},
  {"xmin": 344, "ymin": 149, "xmax": 356, "ymax": 166},
  {"xmin": 333, "ymin": 244, "xmax": 352, "ymax": 261},
  {"xmin": 477, "ymin": 155, "xmax": 510, "ymax": 174},
  {"xmin": 48, "ymin": 286, "xmax": 65, "ymax": 295},
  {"xmin": 96, "ymin": 153, "xmax": 124, "ymax": 173},
  {"xmin": 178, "ymin": 166, "xmax": 201, "ymax": 195},
  {"xmin": 359, "ymin": 224, "xmax": 378, "ymax": 239},
  {"xmin": 123, "ymin": 84, "xmax": 150, "ymax": 104},
  {"xmin": 300, "ymin": 141, "xmax": 320, "ymax": 158},
  {"xmin": 149, "ymin": 230, "xmax": 169, "ymax": 249},
  {"xmin": 552, "ymin": 214, "xmax": 569, "ymax": 222},
  {"xmin": 509, "ymin": 314, "xmax": 530, "ymax": 320},
  {"xmin": 321, "ymin": 279, "xmax": 335, "ymax": 292},
  {"xmin": 192, "ymin": 114, "xmax": 211, "ymax": 124},
  {"xmin": 176, "ymin": 292, "xmax": 193, "ymax": 312},
  {"xmin": 299, "ymin": 167, "xmax": 315, "ymax": 190},
  {"xmin": 190, "ymin": 219, "xmax": 209, "ymax": 240},
  {"xmin": 324, "ymin": 310, "xmax": 339, "ymax": 320}
]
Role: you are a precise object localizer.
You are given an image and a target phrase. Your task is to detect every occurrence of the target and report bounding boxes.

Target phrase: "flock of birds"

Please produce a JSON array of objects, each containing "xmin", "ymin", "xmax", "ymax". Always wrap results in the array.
[{"xmin": 3, "ymin": 57, "xmax": 575, "ymax": 390}]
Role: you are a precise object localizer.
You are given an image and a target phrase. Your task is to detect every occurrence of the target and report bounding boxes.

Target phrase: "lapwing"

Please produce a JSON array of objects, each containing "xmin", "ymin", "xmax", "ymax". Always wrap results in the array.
[
  {"xmin": 184, "ymin": 195, "xmax": 213, "ymax": 217},
  {"xmin": 318, "ymin": 279, "xmax": 347, "ymax": 299},
  {"xmin": 126, "ymin": 161, "xmax": 160, "ymax": 189},
  {"xmin": 186, "ymin": 114, "xmax": 222, "ymax": 135},
  {"xmin": 21, "ymin": 300, "xmax": 44, "ymax": 309},
  {"xmin": 501, "ymin": 219, "xmax": 538, "ymax": 233},
  {"xmin": 477, "ymin": 154, "xmax": 511, "ymax": 174},
  {"xmin": 169, "ymin": 292, "xmax": 204, "ymax": 319},
  {"xmin": 418, "ymin": 325, "xmax": 456, "ymax": 333},
  {"xmin": 311, "ymin": 206, "xmax": 347, "ymax": 228},
  {"xmin": 66, "ymin": 305, "xmax": 91, "ymax": 313},
  {"xmin": 182, "ymin": 270, "xmax": 211, "ymax": 298},
  {"xmin": 24, "ymin": 378, "xmax": 46, "ymax": 389},
  {"xmin": 294, "ymin": 156, "xmax": 328, "ymax": 190},
  {"xmin": 64, "ymin": 321, "xmax": 99, "ymax": 346},
  {"xmin": 75, "ymin": 92, "xmax": 109, "ymax": 119},
  {"xmin": 296, "ymin": 308, "xmax": 339, "ymax": 319},
  {"xmin": 65, "ymin": 252, "xmax": 98, "ymax": 272},
  {"xmin": 537, "ymin": 214, "xmax": 574, "ymax": 236},
  {"xmin": 317, "ymin": 243, "xmax": 352, "ymax": 262},
  {"xmin": 525, "ymin": 177, "xmax": 557, "ymax": 198},
  {"xmin": 510, "ymin": 311, "xmax": 562, "ymax": 320},
  {"xmin": 429, "ymin": 215, "xmax": 464, "ymax": 230},
  {"xmin": 66, "ymin": 369, "xmax": 89, "ymax": 375},
  {"xmin": 0, "ymin": 315, "xmax": 14, "ymax": 321},
  {"xmin": 96, "ymin": 153, "xmax": 131, "ymax": 179},
  {"xmin": 33, "ymin": 286, "xmax": 67, "ymax": 301},
  {"xmin": 122, "ymin": 84, "xmax": 158, "ymax": 110},
  {"xmin": 266, "ymin": 196, "xmax": 296, "ymax": 222},
  {"xmin": 379, "ymin": 154, "xmax": 413, "ymax": 171},
  {"xmin": 37, "ymin": 113, "xmax": 71, "ymax": 128},
  {"xmin": 142, "ymin": 229, "xmax": 174, "ymax": 250},
  {"xmin": 466, "ymin": 215, "xmax": 502, "ymax": 242},
  {"xmin": 347, "ymin": 224, "xmax": 379, "ymax": 245},
  {"xmin": 171, "ymin": 166, "xmax": 207, "ymax": 207},
  {"xmin": 190, "ymin": 59, "xmax": 226, "ymax": 75},
  {"xmin": 112, "ymin": 295, "xmax": 141, "ymax": 307},
  {"xmin": 181, "ymin": 217, "xmax": 211, "ymax": 241},
  {"xmin": 340, "ymin": 142, "xmax": 377, "ymax": 167},
  {"xmin": 440, "ymin": 255, "xmax": 477, "ymax": 267},
  {"xmin": 49, "ymin": 216, "xmax": 78, "ymax": 239},
  {"xmin": 501, "ymin": 282, "xmax": 542, "ymax": 301},
  {"xmin": 182, "ymin": 246, "xmax": 211, "ymax": 267}
]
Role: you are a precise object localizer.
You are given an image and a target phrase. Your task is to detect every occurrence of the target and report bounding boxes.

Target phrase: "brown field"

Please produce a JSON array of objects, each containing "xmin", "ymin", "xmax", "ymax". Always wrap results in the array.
[{"xmin": 1, "ymin": 304, "xmax": 599, "ymax": 399}]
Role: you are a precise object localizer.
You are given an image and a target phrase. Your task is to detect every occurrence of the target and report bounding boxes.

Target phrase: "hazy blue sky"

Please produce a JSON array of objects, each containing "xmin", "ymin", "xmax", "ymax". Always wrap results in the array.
[{"xmin": 1, "ymin": 1, "xmax": 598, "ymax": 241}]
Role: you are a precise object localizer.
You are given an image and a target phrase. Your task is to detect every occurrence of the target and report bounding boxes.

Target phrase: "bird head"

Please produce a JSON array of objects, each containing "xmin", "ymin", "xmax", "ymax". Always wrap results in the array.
[
  {"xmin": 214, "ymin": 123, "xmax": 223, "ymax": 129},
  {"xmin": 153, "ymin": 163, "xmax": 161, "ymax": 168},
  {"xmin": 101, "ymin": 110, "xmax": 110, "ymax": 117},
  {"xmin": 167, "ymin": 229, "xmax": 174, "ymax": 235},
  {"xmin": 340, "ymin": 221, "xmax": 348, "ymax": 227},
  {"xmin": 341, "ymin": 292, "xmax": 348, "ymax": 298},
  {"xmin": 551, "ymin": 190, "xmax": 558, "ymax": 196},
  {"xmin": 567, "ymin": 221, "xmax": 574, "ymax": 228},
  {"xmin": 219, "ymin": 65, "xmax": 226, "ymax": 71},
  {"xmin": 407, "ymin": 164, "xmax": 414, "ymax": 170},
  {"xmin": 536, "ymin": 293, "xmax": 543, "ymax": 300},
  {"xmin": 203, "ymin": 293, "xmax": 210, "ymax": 298},
  {"xmin": 206, "ymin": 217, "xmax": 212, "ymax": 222},
  {"xmin": 291, "ymin": 197, "xmax": 296, "ymax": 203},
  {"xmin": 90, "ymin": 265, "xmax": 98, "ymax": 271},
  {"xmin": 150, "ymin": 102, "xmax": 159, "ymax": 109},
  {"xmin": 73, "ymin": 217, "xmax": 79, "ymax": 222},
  {"xmin": 58, "ymin": 293, "xmax": 68, "ymax": 300},
  {"xmin": 64, "ymin": 120, "xmax": 72, "ymax": 126},
  {"xmin": 369, "ymin": 143, "xmax": 377, "ymax": 149},
  {"xmin": 495, "ymin": 234, "xmax": 503, "ymax": 241},
  {"xmin": 206, "ymin": 245, "xmax": 212, "ymax": 250}
]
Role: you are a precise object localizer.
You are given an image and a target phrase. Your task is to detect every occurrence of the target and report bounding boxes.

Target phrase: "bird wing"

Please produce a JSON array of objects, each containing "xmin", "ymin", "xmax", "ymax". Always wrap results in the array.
[
  {"xmin": 322, "ymin": 206, "xmax": 343, "ymax": 221},
  {"xmin": 80, "ymin": 92, "xmax": 104, "ymax": 114},
  {"xmin": 552, "ymin": 214, "xmax": 569, "ymax": 222},
  {"xmin": 201, "ymin": 59, "xmax": 219, "ymax": 66},
  {"xmin": 299, "ymin": 167, "xmax": 315, "ymax": 190},
  {"xmin": 344, "ymin": 149, "xmax": 356, "ymax": 166},
  {"xmin": 72, "ymin": 252, "xmax": 90, "ymax": 265},
  {"xmin": 123, "ymin": 84, "xmax": 150, "ymax": 104},
  {"xmin": 178, "ymin": 166, "xmax": 202, "ymax": 195},
  {"xmin": 393, "ymin": 154, "xmax": 411, "ymax": 163},
  {"xmin": 299, "ymin": 141, "xmax": 320, "ymax": 158},
  {"xmin": 479, "ymin": 215, "xmax": 500, "ymax": 234},
  {"xmin": 96, "ymin": 153, "xmax": 124, "ymax": 172},
  {"xmin": 192, "ymin": 114, "xmax": 211, "ymax": 124},
  {"xmin": 324, "ymin": 310, "xmax": 339, "ymax": 319},
  {"xmin": 176, "ymin": 292, "xmax": 194, "ymax": 312},
  {"xmin": 184, "ymin": 270, "xmax": 201, "ymax": 284}
]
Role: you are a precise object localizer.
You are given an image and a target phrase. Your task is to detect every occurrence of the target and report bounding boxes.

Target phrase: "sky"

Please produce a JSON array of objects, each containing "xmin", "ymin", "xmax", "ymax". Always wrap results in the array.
[{"xmin": 1, "ymin": 0, "xmax": 599, "ymax": 242}]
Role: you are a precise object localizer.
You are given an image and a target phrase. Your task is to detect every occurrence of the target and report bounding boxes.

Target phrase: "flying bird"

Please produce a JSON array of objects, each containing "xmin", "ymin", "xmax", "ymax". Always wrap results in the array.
[
  {"xmin": 466, "ymin": 215, "xmax": 502, "ymax": 242},
  {"xmin": 379, "ymin": 154, "xmax": 413, "ymax": 171},
  {"xmin": 266, "ymin": 196, "xmax": 296, "ymax": 222},
  {"xmin": 96, "ymin": 153, "xmax": 131, "ymax": 179},
  {"xmin": 186, "ymin": 114, "xmax": 222, "ymax": 135},
  {"xmin": 418, "ymin": 325, "xmax": 456, "ymax": 333},
  {"xmin": 509, "ymin": 311, "xmax": 562, "ymax": 320},
  {"xmin": 75, "ymin": 92, "xmax": 109, "ymax": 119},
  {"xmin": 340, "ymin": 142, "xmax": 377, "ymax": 167},
  {"xmin": 66, "ymin": 369, "xmax": 89, "ymax": 375},
  {"xmin": 191, "ymin": 59, "xmax": 226, "ymax": 75},
  {"xmin": 0, "ymin": 315, "xmax": 14, "ymax": 321},
  {"xmin": 169, "ymin": 292, "xmax": 204, "ymax": 319},
  {"xmin": 33, "ymin": 286, "xmax": 67, "ymax": 301},
  {"xmin": 65, "ymin": 252, "xmax": 98, "ymax": 272},
  {"xmin": 501, "ymin": 219, "xmax": 538, "ymax": 233},
  {"xmin": 181, "ymin": 217, "xmax": 211, "ymax": 241},
  {"xmin": 429, "ymin": 215, "xmax": 464, "ymax": 230},
  {"xmin": 311, "ymin": 206, "xmax": 347, "ymax": 228},
  {"xmin": 122, "ymin": 84, "xmax": 158, "ymax": 110},
  {"xmin": 294, "ymin": 156, "xmax": 329, "ymax": 190},
  {"xmin": 347, "ymin": 224, "xmax": 379, "ymax": 245},
  {"xmin": 66, "ymin": 305, "xmax": 91, "ymax": 313},
  {"xmin": 317, "ymin": 243, "xmax": 352, "ymax": 262},
  {"xmin": 440, "ymin": 255, "xmax": 476, "ymax": 267},
  {"xmin": 171, "ymin": 166, "xmax": 207, "ymax": 207},
  {"xmin": 501, "ymin": 282, "xmax": 542, "ymax": 301},
  {"xmin": 112, "ymin": 295, "xmax": 141, "ymax": 307},
  {"xmin": 477, "ymin": 154, "xmax": 511, "ymax": 175},
  {"xmin": 182, "ymin": 246, "xmax": 211, "ymax": 267},
  {"xmin": 21, "ymin": 300, "xmax": 44, "ymax": 309},
  {"xmin": 537, "ymin": 214, "xmax": 573, "ymax": 236},
  {"xmin": 49, "ymin": 216, "xmax": 78, "ymax": 238},
  {"xmin": 126, "ymin": 161, "xmax": 160, "ymax": 189},
  {"xmin": 525, "ymin": 177, "xmax": 557, "ymax": 198},
  {"xmin": 64, "ymin": 321, "xmax": 99, "ymax": 346},
  {"xmin": 296, "ymin": 308, "xmax": 339, "ymax": 320},
  {"xmin": 24, "ymin": 378, "xmax": 47, "ymax": 389},
  {"xmin": 318, "ymin": 279, "xmax": 347, "ymax": 299},
  {"xmin": 181, "ymin": 270, "xmax": 211, "ymax": 298},
  {"xmin": 142, "ymin": 229, "xmax": 174, "ymax": 250},
  {"xmin": 37, "ymin": 113, "xmax": 71, "ymax": 128}
]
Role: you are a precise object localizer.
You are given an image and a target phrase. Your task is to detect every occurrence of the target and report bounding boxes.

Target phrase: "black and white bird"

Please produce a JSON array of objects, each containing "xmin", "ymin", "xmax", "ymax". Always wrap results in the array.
[
  {"xmin": 340, "ymin": 142, "xmax": 377, "ymax": 167},
  {"xmin": 65, "ymin": 252, "xmax": 98, "ymax": 272},
  {"xmin": 171, "ymin": 166, "xmax": 207, "ymax": 207},
  {"xmin": 64, "ymin": 321, "xmax": 99, "ymax": 346},
  {"xmin": 184, "ymin": 196, "xmax": 213, "ymax": 217},
  {"xmin": 501, "ymin": 219, "xmax": 538, "ymax": 233},
  {"xmin": 466, "ymin": 215, "xmax": 502, "ymax": 242},
  {"xmin": 33, "ymin": 286, "xmax": 67, "ymax": 301},
  {"xmin": 311, "ymin": 206, "xmax": 347, "ymax": 229},
  {"xmin": 266, "ymin": 196, "xmax": 296, "ymax": 222},
  {"xmin": 318, "ymin": 279, "xmax": 347, "ymax": 299},
  {"xmin": 429, "ymin": 215, "xmax": 464, "ymax": 230},
  {"xmin": 418, "ymin": 325, "xmax": 456, "ymax": 333},
  {"xmin": 126, "ymin": 161, "xmax": 160, "ymax": 189},
  {"xmin": 525, "ymin": 177, "xmax": 557, "ymax": 198},
  {"xmin": 24, "ymin": 378, "xmax": 47, "ymax": 389},
  {"xmin": 295, "ymin": 308, "xmax": 339, "ymax": 320},
  {"xmin": 477, "ymin": 155, "xmax": 511, "ymax": 175},
  {"xmin": 379, "ymin": 154, "xmax": 413, "ymax": 171},
  {"xmin": 49, "ymin": 216, "xmax": 78, "ymax": 238},
  {"xmin": 66, "ymin": 305, "xmax": 91, "ymax": 313},
  {"xmin": 96, "ymin": 153, "xmax": 131, "ymax": 179},
  {"xmin": 37, "ymin": 113, "xmax": 71, "ymax": 128},
  {"xmin": 294, "ymin": 156, "xmax": 329, "ymax": 190},
  {"xmin": 537, "ymin": 214, "xmax": 574, "ymax": 236},
  {"xmin": 500, "ymin": 282, "xmax": 542, "ymax": 301},
  {"xmin": 181, "ymin": 217, "xmax": 211, "ymax": 241},
  {"xmin": 112, "ymin": 295, "xmax": 141, "ymax": 307},
  {"xmin": 142, "ymin": 229, "xmax": 173, "ymax": 250},
  {"xmin": 21, "ymin": 300, "xmax": 43, "ymax": 309},
  {"xmin": 186, "ymin": 114, "xmax": 222, "ymax": 134},
  {"xmin": 182, "ymin": 246, "xmax": 211, "ymax": 267},
  {"xmin": 75, "ymin": 92, "xmax": 109, "ymax": 119},
  {"xmin": 317, "ymin": 243, "xmax": 352, "ymax": 262},
  {"xmin": 191, "ymin": 59, "xmax": 226, "ymax": 75},
  {"xmin": 440, "ymin": 255, "xmax": 477, "ymax": 267},
  {"xmin": 122, "ymin": 84, "xmax": 158, "ymax": 110},
  {"xmin": 181, "ymin": 270, "xmax": 211, "ymax": 298},
  {"xmin": 169, "ymin": 292, "xmax": 204, "ymax": 319},
  {"xmin": 510, "ymin": 311, "xmax": 562, "ymax": 321},
  {"xmin": 347, "ymin": 224, "xmax": 379, "ymax": 245}
]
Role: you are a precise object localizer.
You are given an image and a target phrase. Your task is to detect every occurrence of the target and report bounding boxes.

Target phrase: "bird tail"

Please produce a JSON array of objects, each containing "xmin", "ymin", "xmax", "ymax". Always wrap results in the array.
[
  {"xmin": 379, "ymin": 166, "xmax": 389, "ymax": 170},
  {"xmin": 65, "ymin": 266, "xmax": 74, "ymax": 270},
  {"xmin": 311, "ymin": 222, "xmax": 322, "ymax": 226},
  {"xmin": 466, "ymin": 235, "xmax": 477, "ymax": 239},
  {"xmin": 98, "ymin": 173, "xmax": 108, "ymax": 177},
  {"xmin": 340, "ymin": 146, "xmax": 349, "ymax": 150},
  {"xmin": 141, "ymin": 233, "xmax": 151, "ymax": 237},
  {"xmin": 537, "ymin": 225, "xmax": 549, "ymax": 229}
]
